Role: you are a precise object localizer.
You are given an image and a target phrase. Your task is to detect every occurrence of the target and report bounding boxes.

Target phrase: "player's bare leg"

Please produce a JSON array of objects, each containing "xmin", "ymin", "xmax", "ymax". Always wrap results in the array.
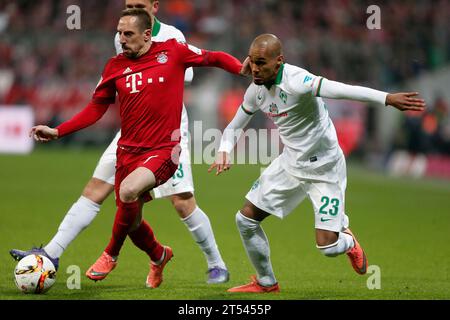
[
  {"xmin": 82, "ymin": 178, "xmax": 115, "ymax": 205},
  {"xmin": 227, "ymin": 201, "xmax": 280, "ymax": 293},
  {"xmin": 118, "ymin": 167, "xmax": 157, "ymax": 203},
  {"xmin": 171, "ymin": 193, "xmax": 196, "ymax": 218},
  {"xmin": 171, "ymin": 192, "xmax": 229, "ymax": 283},
  {"xmin": 316, "ymin": 228, "xmax": 368, "ymax": 275}
]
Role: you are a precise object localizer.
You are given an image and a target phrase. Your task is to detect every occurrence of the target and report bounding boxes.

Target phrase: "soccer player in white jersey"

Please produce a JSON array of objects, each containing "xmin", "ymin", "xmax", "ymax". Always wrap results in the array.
[
  {"xmin": 10, "ymin": 0, "xmax": 229, "ymax": 284},
  {"xmin": 210, "ymin": 34, "xmax": 426, "ymax": 293}
]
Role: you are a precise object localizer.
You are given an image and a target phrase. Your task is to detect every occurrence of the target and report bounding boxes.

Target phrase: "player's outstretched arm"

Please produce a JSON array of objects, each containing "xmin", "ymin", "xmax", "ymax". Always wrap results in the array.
[
  {"xmin": 316, "ymin": 78, "xmax": 425, "ymax": 112},
  {"xmin": 385, "ymin": 92, "xmax": 426, "ymax": 112},
  {"xmin": 30, "ymin": 101, "xmax": 109, "ymax": 143},
  {"xmin": 29, "ymin": 125, "xmax": 58, "ymax": 142},
  {"xmin": 205, "ymin": 51, "xmax": 245, "ymax": 75},
  {"xmin": 55, "ymin": 102, "xmax": 109, "ymax": 138}
]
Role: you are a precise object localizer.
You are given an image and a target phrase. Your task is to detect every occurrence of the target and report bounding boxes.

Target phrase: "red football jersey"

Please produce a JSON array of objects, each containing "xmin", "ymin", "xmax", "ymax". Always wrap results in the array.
[{"xmin": 89, "ymin": 39, "xmax": 241, "ymax": 150}]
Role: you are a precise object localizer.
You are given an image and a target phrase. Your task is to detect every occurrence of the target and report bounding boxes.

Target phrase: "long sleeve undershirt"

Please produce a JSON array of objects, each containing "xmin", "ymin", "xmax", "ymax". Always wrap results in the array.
[
  {"xmin": 218, "ymin": 79, "xmax": 388, "ymax": 153},
  {"xmin": 318, "ymin": 78, "xmax": 387, "ymax": 105}
]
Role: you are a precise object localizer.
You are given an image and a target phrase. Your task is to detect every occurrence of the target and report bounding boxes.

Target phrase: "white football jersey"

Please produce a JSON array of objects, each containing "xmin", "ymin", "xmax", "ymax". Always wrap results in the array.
[
  {"xmin": 242, "ymin": 63, "xmax": 343, "ymax": 179},
  {"xmin": 114, "ymin": 18, "xmax": 191, "ymax": 150}
]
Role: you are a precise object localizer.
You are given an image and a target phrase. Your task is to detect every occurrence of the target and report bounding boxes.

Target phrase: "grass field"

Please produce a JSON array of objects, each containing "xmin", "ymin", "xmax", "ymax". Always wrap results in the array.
[{"xmin": 1, "ymin": 147, "xmax": 449, "ymax": 300}]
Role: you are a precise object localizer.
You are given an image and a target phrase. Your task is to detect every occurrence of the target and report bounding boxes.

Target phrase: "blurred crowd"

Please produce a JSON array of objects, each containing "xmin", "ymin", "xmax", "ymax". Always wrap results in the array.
[
  {"xmin": 0, "ymin": 0, "xmax": 449, "ymax": 154},
  {"xmin": 395, "ymin": 95, "xmax": 450, "ymax": 155}
]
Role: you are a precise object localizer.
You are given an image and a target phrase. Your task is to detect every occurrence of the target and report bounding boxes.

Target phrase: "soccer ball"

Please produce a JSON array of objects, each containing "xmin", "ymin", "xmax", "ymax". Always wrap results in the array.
[{"xmin": 14, "ymin": 254, "xmax": 57, "ymax": 294}]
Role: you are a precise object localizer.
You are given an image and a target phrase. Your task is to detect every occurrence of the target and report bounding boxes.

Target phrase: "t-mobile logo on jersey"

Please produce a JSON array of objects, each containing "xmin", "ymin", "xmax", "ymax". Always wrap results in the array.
[
  {"xmin": 125, "ymin": 72, "xmax": 142, "ymax": 93},
  {"xmin": 126, "ymin": 73, "xmax": 143, "ymax": 94},
  {"xmin": 125, "ymin": 72, "xmax": 166, "ymax": 94}
]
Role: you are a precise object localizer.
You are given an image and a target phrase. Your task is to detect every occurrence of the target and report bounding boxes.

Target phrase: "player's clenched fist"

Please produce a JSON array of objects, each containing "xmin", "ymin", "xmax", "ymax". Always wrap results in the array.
[{"xmin": 29, "ymin": 125, "xmax": 59, "ymax": 142}]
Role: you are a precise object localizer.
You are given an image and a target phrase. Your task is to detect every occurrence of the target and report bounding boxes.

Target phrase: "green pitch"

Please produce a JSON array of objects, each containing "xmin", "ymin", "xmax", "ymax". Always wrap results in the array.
[{"xmin": 1, "ymin": 147, "xmax": 449, "ymax": 300}]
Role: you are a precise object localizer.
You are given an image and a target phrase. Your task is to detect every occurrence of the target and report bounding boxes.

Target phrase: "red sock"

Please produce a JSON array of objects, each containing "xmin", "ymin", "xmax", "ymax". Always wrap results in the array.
[
  {"xmin": 105, "ymin": 201, "xmax": 141, "ymax": 257},
  {"xmin": 128, "ymin": 220, "xmax": 164, "ymax": 262}
]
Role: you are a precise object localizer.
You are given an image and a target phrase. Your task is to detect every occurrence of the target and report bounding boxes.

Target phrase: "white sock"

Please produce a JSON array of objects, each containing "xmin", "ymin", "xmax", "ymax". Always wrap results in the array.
[
  {"xmin": 44, "ymin": 196, "xmax": 100, "ymax": 258},
  {"xmin": 181, "ymin": 206, "xmax": 226, "ymax": 270},
  {"xmin": 317, "ymin": 232, "xmax": 354, "ymax": 257},
  {"xmin": 235, "ymin": 211, "xmax": 277, "ymax": 287}
]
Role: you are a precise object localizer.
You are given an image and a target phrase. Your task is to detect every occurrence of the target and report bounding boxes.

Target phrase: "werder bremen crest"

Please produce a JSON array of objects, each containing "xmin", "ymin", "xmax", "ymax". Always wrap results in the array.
[{"xmin": 269, "ymin": 103, "xmax": 279, "ymax": 114}]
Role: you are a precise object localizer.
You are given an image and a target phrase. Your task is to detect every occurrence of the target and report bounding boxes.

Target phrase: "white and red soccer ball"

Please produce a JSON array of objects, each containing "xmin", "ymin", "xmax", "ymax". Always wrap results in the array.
[{"xmin": 14, "ymin": 254, "xmax": 57, "ymax": 294}]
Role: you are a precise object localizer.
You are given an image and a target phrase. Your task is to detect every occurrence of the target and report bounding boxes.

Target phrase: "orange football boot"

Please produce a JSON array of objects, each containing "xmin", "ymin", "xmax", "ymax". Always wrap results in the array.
[
  {"xmin": 86, "ymin": 251, "xmax": 118, "ymax": 281},
  {"xmin": 146, "ymin": 246, "xmax": 173, "ymax": 288},
  {"xmin": 344, "ymin": 228, "xmax": 368, "ymax": 275},
  {"xmin": 227, "ymin": 275, "xmax": 280, "ymax": 293}
]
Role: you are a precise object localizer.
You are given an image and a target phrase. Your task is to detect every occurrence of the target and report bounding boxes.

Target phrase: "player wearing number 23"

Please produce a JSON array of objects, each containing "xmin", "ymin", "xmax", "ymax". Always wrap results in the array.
[{"xmin": 210, "ymin": 34, "xmax": 426, "ymax": 293}]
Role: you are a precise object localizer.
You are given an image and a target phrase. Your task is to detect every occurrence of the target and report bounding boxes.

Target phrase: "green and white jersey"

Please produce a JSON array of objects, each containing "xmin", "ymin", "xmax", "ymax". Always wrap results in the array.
[{"xmin": 242, "ymin": 63, "xmax": 342, "ymax": 179}]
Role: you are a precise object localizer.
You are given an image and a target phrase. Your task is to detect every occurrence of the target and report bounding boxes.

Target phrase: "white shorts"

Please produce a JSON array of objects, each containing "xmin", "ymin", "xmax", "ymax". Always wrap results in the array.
[
  {"xmin": 92, "ymin": 131, "xmax": 194, "ymax": 199},
  {"xmin": 152, "ymin": 146, "xmax": 194, "ymax": 198},
  {"xmin": 245, "ymin": 154, "xmax": 349, "ymax": 232},
  {"xmin": 92, "ymin": 132, "xmax": 120, "ymax": 185}
]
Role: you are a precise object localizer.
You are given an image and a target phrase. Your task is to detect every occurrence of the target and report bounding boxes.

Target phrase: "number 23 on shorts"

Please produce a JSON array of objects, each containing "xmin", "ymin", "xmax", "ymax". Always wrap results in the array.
[{"xmin": 319, "ymin": 196, "xmax": 340, "ymax": 217}]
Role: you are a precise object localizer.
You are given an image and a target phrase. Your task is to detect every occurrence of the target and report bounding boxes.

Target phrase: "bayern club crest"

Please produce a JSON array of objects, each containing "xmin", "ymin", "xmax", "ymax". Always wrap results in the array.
[{"xmin": 157, "ymin": 53, "xmax": 168, "ymax": 64}]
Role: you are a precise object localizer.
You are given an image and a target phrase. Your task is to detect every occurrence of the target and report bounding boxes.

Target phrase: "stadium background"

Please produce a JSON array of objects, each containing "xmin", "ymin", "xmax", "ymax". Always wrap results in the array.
[{"xmin": 0, "ymin": 0, "xmax": 449, "ymax": 300}]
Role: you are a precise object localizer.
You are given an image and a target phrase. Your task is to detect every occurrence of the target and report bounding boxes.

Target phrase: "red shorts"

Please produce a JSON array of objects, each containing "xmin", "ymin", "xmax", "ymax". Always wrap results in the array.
[{"xmin": 115, "ymin": 145, "xmax": 180, "ymax": 204}]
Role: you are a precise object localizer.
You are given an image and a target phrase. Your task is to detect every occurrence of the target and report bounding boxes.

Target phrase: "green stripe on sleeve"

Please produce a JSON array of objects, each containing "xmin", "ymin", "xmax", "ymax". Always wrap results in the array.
[
  {"xmin": 316, "ymin": 77, "xmax": 324, "ymax": 97},
  {"xmin": 241, "ymin": 105, "xmax": 255, "ymax": 115}
]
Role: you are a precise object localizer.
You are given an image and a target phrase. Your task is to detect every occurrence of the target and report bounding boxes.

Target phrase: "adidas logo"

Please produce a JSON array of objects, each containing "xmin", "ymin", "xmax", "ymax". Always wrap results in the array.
[{"xmin": 123, "ymin": 67, "xmax": 133, "ymax": 74}]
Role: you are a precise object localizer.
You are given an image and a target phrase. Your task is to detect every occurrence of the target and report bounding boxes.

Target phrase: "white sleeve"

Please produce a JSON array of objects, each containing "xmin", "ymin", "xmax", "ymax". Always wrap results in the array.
[
  {"xmin": 315, "ymin": 78, "xmax": 388, "ymax": 105},
  {"xmin": 114, "ymin": 32, "xmax": 123, "ymax": 55},
  {"xmin": 184, "ymin": 67, "xmax": 194, "ymax": 84},
  {"xmin": 218, "ymin": 106, "xmax": 254, "ymax": 153},
  {"xmin": 241, "ymin": 84, "xmax": 259, "ymax": 114},
  {"xmin": 172, "ymin": 28, "xmax": 187, "ymax": 43},
  {"xmin": 289, "ymin": 68, "xmax": 319, "ymax": 95}
]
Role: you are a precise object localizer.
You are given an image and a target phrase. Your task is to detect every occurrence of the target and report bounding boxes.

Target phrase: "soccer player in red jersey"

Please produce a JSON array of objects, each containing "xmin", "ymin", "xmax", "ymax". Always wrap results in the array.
[
  {"xmin": 30, "ymin": 8, "xmax": 247, "ymax": 288},
  {"xmin": 11, "ymin": 0, "xmax": 231, "ymax": 285}
]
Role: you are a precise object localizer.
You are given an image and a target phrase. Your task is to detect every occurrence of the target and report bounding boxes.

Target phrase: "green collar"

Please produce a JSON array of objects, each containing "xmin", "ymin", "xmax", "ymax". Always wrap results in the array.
[
  {"xmin": 264, "ymin": 63, "xmax": 284, "ymax": 90},
  {"xmin": 275, "ymin": 63, "xmax": 284, "ymax": 85},
  {"xmin": 152, "ymin": 18, "xmax": 161, "ymax": 37}
]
